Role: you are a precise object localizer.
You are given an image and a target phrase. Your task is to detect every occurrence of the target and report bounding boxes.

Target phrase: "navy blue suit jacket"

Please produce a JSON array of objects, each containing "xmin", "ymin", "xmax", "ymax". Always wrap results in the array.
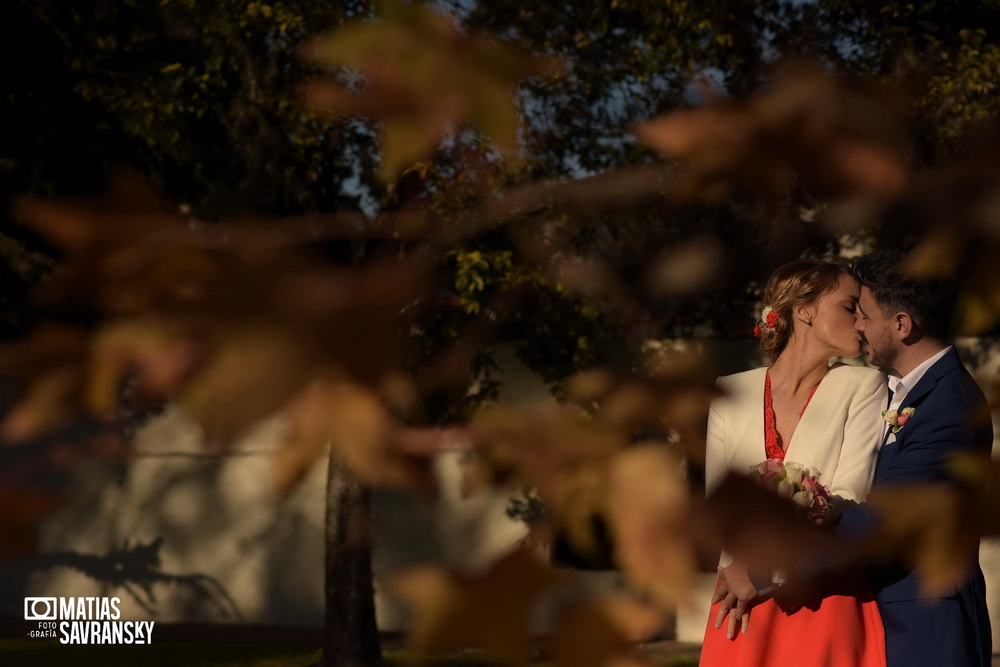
[{"xmin": 838, "ymin": 348, "xmax": 992, "ymax": 667}]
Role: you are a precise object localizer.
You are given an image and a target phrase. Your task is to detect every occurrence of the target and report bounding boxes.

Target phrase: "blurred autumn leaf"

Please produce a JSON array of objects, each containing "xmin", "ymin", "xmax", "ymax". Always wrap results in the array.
[
  {"xmin": 847, "ymin": 452, "xmax": 1000, "ymax": 597},
  {"xmin": 634, "ymin": 65, "xmax": 910, "ymax": 209},
  {"xmin": 301, "ymin": 2, "xmax": 560, "ymax": 183},
  {"xmin": 0, "ymin": 325, "xmax": 89, "ymax": 442},
  {"xmin": 389, "ymin": 547, "xmax": 564, "ymax": 663},
  {"xmin": 607, "ymin": 445, "xmax": 694, "ymax": 608},
  {"xmin": 877, "ymin": 130, "xmax": 1000, "ymax": 335},
  {"xmin": 0, "ymin": 489, "xmax": 63, "ymax": 558},
  {"xmin": 702, "ymin": 473, "xmax": 833, "ymax": 574},
  {"xmin": 550, "ymin": 595, "xmax": 665, "ymax": 667},
  {"xmin": 471, "ymin": 401, "xmax": 625, "ymax": 566},
  {"xmin": 863, "ymin": 483, "xmax": 980, "ymax": 596},
  {"xmin": 5, "ymin": 179, "xmax": 437, "ymax": 495}
]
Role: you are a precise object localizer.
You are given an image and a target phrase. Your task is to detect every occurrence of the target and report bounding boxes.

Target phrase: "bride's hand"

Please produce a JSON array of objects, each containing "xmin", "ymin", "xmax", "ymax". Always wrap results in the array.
[{"xmin": 713, "ymin": 563, "xmax": 758, "ymax": 639}]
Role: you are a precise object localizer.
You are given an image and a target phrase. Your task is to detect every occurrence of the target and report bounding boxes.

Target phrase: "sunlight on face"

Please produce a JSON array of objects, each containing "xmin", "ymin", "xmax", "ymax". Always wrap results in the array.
[{"xmin": 812, "ymin": 274, "xmax": 862, "ymax": 359}]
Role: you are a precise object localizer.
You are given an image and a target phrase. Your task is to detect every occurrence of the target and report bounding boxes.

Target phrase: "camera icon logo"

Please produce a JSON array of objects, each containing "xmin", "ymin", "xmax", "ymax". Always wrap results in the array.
[{"xmin": 24, "ymin": 597, "xmax": 57, "ymax": 621}]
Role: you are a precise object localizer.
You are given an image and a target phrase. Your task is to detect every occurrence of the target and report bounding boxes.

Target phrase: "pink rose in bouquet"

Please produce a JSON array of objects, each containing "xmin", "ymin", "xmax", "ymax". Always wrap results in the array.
[
  {"xmin": 749, "ymin": 458, "xmax": 784, "ymax": 488},
  {"xmin": 749, "ymin": 459, "xmax": 833, "ymax": 523},
  {"xmin": 807, "ymin": 493, "xmax": 829, "ymax": 522}
]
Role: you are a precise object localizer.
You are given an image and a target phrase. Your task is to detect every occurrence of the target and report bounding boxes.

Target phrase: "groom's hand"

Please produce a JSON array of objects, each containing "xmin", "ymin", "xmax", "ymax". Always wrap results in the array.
[{"xmin": 713, "ymin": 563, "xmax": 758, "ymax": 639}]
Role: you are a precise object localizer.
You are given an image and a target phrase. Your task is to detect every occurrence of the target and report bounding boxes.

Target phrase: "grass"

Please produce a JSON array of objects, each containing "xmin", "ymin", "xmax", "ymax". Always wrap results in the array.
[{"xmin": 0, "ymin": 639, "xmax": 700, "ymax": 666}]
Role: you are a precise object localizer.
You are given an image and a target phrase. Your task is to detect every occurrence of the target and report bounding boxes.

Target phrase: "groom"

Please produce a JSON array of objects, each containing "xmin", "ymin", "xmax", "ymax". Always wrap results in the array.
[{"xmin": 838, "ymin": 247, "xmax": 992, "ymax": 666}]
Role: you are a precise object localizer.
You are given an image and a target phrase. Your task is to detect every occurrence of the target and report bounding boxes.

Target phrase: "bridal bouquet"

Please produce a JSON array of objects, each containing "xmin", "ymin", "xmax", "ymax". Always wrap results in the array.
[{"xmin": 748, "ymin": 459, "xmax": 833, "ymax": 522}]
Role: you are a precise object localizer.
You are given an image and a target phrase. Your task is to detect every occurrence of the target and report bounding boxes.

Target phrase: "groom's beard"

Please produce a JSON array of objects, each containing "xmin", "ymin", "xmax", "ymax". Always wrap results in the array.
[{"xmin": 866, "ymin": 329, "xmax": 897, "ymax": 370}]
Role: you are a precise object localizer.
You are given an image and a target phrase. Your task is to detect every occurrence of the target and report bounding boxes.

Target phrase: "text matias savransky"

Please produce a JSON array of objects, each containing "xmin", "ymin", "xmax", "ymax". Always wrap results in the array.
[{"xmin": 24, "ymin": 596, "xmax": 155, "ymax": 645}]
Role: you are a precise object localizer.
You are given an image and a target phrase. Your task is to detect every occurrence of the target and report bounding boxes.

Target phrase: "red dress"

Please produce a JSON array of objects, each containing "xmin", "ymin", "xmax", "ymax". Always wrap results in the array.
[{"xmin": 699, "ymin": 371, "xmax": 886, "ymax": 667}]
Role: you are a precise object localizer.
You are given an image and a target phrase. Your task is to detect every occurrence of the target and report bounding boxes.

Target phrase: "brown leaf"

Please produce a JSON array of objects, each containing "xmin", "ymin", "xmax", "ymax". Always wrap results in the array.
[
  {"xmin": 0, "ymin": 489, "xmax": 63, "ymax": 558},
  {"xmin": 275, "ymin": 380, "xmax": 420, "ymax": 492},
  {"xmin": 180, "ymin": 325, "xmax": 320, "ymax": 444},
  {"xmin": 473, "ymin": 404, "xmax": 626, "ymax": 562},
  {"xmin": 865, "ymin": 484, "xmax": 980, "ymax": 596},
  {"xmin": 647, "ymin": 237, "xmax": 724, "ymax": 296},
  {"xmin": 824, "ymin": 136, "xmax": 908, "ymax": 199},
  {"xmin": 904, "ymin": 228, "xmax": 968, "ymax": 280},
  {"xmin": 86, "ymin": 317, "xmax": 203, "ymax": 416},
  {"xmin": 633, "ymin": 65, "xmax": 910, "ymax": 203},
  {"xmin": 607, "ymin": 445, "xmax": 694, "ymax": 607},
  {"xmin": 0, "ymin": 326, "xmax": 89, "ymax": 442},
  {"xmin": 701, "ymin": 474, "xmax": 832, "ymax": 573},
  {"xmin": 14, "ymin": 173, "xmax": 185, "ymax": 312},
  {"xmin": 633, "ymin": 107, "xmax": 756, "ymax": 167},
  {"xmin": 1, "ymin": 367, "xmax": 83, "ymax": 443},
  {"xmin": 301, "ymin": 3, "xmax": 559, "ymax": 181},
  {"xmin": 389, "ymin": 547, "xmax": 564, "ymax": 662},
  {"xmin": 551, "ymin": 596, "xmax": 665, "ymax": 667}
]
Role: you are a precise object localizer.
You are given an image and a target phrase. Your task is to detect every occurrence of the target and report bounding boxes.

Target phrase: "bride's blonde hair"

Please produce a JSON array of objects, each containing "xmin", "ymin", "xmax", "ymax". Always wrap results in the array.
[{"xmin": 759, "ymin": 259, "xmax": 850, "ymax": 364}]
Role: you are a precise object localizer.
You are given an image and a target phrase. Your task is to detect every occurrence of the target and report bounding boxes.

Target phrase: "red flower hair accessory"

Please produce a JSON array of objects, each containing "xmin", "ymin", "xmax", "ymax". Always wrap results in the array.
[{"xmin": 754, "ymin": 305, "xmax": 778, "ymax": 337}]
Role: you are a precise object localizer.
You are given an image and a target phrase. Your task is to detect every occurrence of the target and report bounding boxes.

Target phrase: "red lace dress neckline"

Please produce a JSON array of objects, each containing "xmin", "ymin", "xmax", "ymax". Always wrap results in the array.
[{"xmin": 764, "ymin": 369, "xmax": 820, "ymax": 461}]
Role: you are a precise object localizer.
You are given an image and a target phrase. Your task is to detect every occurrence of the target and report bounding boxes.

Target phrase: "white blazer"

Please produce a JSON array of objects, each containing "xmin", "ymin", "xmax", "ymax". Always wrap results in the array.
[{"xmin": 706, "ymin": 363, "xmax": 887, "ymax": 566}]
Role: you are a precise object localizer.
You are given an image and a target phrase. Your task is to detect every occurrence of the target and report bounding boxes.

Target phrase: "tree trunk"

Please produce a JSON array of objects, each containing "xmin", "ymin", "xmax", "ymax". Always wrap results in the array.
[{"xmin": 322, "ymin": 454, "xmax": 383, "ymax": 667}]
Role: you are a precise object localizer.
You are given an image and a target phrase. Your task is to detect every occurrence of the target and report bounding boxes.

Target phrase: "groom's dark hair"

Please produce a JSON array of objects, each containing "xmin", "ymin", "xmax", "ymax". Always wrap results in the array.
[{"xmin": 850, "ymin": 247, "xmax": 958, "ymax": 343}]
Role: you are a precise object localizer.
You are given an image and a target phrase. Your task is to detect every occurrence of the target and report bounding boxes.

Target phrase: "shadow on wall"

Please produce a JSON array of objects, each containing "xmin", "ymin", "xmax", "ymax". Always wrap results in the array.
[
  {"xmin": 1, "ymin": 410, "xmax": 329, "ymax": 627},
  {"xmin": 0, "ymin": 537, "xmax": 241, "ymax": 621}
]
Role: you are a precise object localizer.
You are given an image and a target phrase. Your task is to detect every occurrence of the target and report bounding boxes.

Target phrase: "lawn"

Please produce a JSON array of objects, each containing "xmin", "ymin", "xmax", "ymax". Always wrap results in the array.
[{"xmin": 0, "ymin": 639, "xmax": 700, "ymax": 666}]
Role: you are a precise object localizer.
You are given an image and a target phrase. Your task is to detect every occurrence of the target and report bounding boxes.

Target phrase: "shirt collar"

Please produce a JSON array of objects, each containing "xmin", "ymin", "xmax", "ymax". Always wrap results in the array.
[{"xmin": 888, "ymin": 345, "xmax": 951, "ymax": 405}]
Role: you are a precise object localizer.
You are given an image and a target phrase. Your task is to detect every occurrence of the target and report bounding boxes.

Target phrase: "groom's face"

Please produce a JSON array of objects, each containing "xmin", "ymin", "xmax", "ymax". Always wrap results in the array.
[{"xmin": 857, "ymin": 287, "xmax": 898, "ymax": 370}]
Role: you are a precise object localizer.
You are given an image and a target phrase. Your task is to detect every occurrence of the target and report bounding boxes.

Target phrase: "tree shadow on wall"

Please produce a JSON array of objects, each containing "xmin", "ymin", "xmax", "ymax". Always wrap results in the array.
[{"xmin": 1, "ymin": 537, "xmax": 243, "ymax": 621}]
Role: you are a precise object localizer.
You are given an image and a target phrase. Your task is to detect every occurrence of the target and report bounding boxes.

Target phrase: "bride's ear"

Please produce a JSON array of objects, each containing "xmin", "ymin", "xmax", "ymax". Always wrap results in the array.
[{"xmin": 793, "ymin": 304, "xmax": 815, "ymax": 326}]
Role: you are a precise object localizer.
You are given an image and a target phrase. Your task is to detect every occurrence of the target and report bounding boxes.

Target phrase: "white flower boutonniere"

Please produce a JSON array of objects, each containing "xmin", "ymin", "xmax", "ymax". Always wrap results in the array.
[{"xmin": 882, "ymin": 407, "xmax": 916, "ymax": 434}]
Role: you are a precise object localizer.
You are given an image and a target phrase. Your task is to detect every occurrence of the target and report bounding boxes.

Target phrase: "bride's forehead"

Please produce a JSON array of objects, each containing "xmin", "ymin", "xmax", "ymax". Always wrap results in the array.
[{"xmin": 825, "ymin": 274, "xmax": 860, "ymax": 297}]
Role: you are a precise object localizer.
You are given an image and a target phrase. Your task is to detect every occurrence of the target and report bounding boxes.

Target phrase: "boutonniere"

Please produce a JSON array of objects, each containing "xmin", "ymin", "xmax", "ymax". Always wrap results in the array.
[{"xmin": 882, "ymin": 407, "xmax": 916, "ymax": 434}]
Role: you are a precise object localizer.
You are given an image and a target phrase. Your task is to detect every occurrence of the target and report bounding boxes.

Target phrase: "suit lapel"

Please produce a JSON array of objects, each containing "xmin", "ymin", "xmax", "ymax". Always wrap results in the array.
[
  {"xmin": 875, "ymin": 348, "xmax": 960, "ymax": 475},
  {"xmin": 896, "ymin": 347, "xmax": 961, "ymax": 412}
]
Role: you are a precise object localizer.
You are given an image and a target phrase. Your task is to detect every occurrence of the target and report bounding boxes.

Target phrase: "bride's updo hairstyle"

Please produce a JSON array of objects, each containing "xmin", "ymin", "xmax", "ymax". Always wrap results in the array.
[{"xmin": 758, "ymin": 259, "xmax": 849, "ymax": 364}]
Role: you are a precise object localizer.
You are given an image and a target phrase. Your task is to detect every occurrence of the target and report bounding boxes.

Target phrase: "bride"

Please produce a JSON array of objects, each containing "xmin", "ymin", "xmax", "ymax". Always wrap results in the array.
[{"xmin": 700, "ymin": 259, "xmax": 888, "ymax": 666}]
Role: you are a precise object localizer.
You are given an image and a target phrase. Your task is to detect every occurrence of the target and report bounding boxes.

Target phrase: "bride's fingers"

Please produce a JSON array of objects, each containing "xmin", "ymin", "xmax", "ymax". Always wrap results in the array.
[
  {"xmin": 714, "ymin": 603, "xmax": 728, "ymax": 629},
  {"xmin": 728, "ymin": 599, "xmax": 747, "ymax": 639},
  {"xmin": 714, "ymin": 592, "xmax": 737, "ymax": 629},
  {"xmin": 711, "ymin": 580, "xmax": 730, "ymax": 604},
  {"xmin": 741, "ymin": 609, "xmax": 751, "ymax": 634}
]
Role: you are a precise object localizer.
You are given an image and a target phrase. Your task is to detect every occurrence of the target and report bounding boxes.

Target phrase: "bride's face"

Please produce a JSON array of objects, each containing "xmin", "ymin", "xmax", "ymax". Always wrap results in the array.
[{"xmin": 809, "ymin": 274, "xmax": 863, "ymax": 358}]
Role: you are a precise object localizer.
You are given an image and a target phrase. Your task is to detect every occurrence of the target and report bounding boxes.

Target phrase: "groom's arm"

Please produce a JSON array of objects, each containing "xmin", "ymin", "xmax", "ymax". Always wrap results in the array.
[{"xmin": 836, "ymin": 388, "xmax": 990, "ymax": 551}]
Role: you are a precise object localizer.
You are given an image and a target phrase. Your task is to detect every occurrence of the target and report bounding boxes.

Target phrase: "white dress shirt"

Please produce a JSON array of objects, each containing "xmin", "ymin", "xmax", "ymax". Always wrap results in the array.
[{"xmin": 883, "ymin": 345, "xmax": 952, "ymax": 435}]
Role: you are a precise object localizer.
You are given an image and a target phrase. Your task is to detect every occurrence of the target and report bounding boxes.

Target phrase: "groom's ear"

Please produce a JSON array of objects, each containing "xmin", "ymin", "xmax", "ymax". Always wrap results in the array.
[{"xmin": 895, "ymin": 311, "xmax": 915, "ymax": 340}]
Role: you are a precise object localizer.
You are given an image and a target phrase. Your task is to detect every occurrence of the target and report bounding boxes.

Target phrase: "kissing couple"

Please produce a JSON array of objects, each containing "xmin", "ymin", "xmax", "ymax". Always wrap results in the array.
[{"xmin": 700, "ymin": 247, "xmax": 992, "ymax": 667}]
